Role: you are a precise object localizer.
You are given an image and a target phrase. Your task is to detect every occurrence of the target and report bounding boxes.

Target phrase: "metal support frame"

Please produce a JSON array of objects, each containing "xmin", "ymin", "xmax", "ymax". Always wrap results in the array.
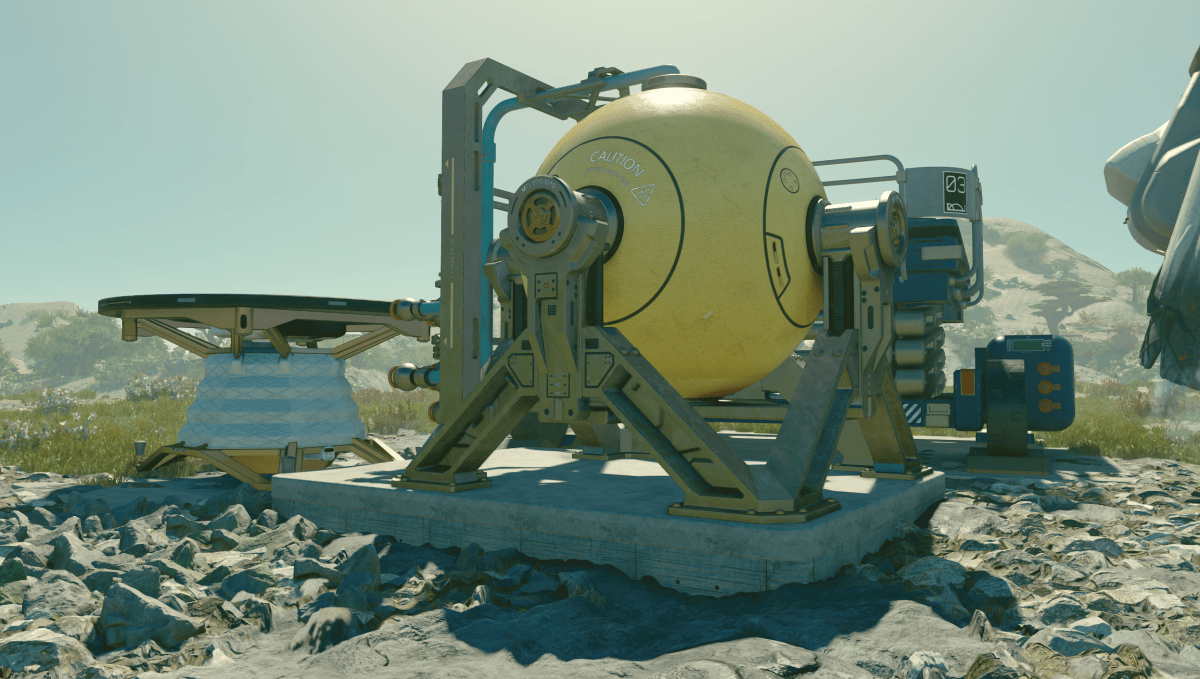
[
  {"xmin": 402, "ymin": 60, "xmax": 935, "ymax": 523},
  {"xmin": 135, "ymin": 436, "xmax": 400, "ymax": 490}
]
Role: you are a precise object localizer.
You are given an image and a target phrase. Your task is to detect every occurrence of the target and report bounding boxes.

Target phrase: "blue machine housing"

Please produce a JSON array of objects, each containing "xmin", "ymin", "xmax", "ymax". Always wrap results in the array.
[
  {"xmin": 893, "ymin": 217, "xmax": 971, "ymax": 323},
  {"xmin": 901, "ymin": 334, "xmax": 1075, "ymax": 433}
]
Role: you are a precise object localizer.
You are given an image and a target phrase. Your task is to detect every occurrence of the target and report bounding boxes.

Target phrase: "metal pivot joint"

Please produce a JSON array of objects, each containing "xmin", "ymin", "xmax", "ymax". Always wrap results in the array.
[{"xmin": 806, "ymin": 191, "xmax": 928, "ymax": 479}]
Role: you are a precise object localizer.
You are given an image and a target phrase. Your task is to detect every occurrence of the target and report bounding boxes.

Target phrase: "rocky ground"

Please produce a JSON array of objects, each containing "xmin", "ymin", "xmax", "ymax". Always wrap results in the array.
[{"xmin": 2, "ymin": 446, "xmax": 1200, "ymax": 679}]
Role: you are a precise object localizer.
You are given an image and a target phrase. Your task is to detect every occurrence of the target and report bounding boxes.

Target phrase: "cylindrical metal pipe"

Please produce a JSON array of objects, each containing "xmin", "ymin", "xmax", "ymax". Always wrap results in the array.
[
  {"xmin": 388, "ymin": 363, "xmax": 440, "ymax": 391},
  {"xmin": 390, "ymin": 298, "xmax": 441, "ymax": 325}
]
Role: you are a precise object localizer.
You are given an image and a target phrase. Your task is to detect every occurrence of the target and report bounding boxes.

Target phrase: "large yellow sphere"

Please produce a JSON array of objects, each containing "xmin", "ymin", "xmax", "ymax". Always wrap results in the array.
[{"xmin": 537, "ymin": 83, "xmax": 826, "ymax": 398}]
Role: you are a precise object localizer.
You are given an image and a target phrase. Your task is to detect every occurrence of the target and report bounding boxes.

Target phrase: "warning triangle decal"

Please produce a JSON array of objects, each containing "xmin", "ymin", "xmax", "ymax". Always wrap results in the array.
[{"xmin": 630, "ymin": 184, "xmax": 655, "ymax": 207}]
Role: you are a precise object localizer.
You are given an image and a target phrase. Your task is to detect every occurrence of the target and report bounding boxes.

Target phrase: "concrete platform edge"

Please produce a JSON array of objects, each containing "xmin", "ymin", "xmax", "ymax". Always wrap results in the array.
[{"xmin": 272, "ymin": 470, "xmax": 945, "ymax": 597}]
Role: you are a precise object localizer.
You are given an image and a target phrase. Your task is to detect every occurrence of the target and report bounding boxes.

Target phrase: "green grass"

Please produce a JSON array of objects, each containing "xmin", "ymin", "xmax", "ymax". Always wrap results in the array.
[
  {"xmin": 353, "ymin": 387, "xmax": 439, "ymax": 436},
  {"xmin": 0, "ymin": 386, "xmax": 440, "ymax": 484},
  {"xmin": 4, "ymin": 374, "xmax": 1200, "ymax": 485}
]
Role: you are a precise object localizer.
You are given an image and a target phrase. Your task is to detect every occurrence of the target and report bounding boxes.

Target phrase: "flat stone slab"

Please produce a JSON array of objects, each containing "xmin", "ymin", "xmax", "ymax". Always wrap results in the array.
[{"xmin": 273, "ymin": 432, "xmax": 947, "ymax": 596}]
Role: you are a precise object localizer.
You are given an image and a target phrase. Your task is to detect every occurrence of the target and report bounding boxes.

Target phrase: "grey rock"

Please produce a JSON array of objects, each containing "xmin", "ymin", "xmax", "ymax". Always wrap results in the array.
[
  {"xmin": 334, "ymin": 581, "xmax": 370, "ymax": 611},
  {"xmin": 1037, "ymin": 594, "xmax": 1090, "ymax": 626},
  {"xmin": 220, "ymin": 563, "xmax": 276, "ymax": 599},
  {"xmin": 46, "ymin": 614, "xmax": 99, "ymax": 648},
  {"xmin": 336, "ymin": 543, "xmax": 380, "ymax": 586},
  {"xmin": 267, "ymin": 539, "xmax": 321, "ymax": 565},
  {"xmin": 515, "ymin": 570, "xmax": 559, "ymax": 595},
  {"xmin": 558, "ymin": 570, "xmax": 603, "ymax": 604},
  {"xmin": 1051, "ymin": 503, "xmax": 1125, "ymax": 524},
  {"xmin": 144, "ymin": 558, "xmax": 201, "ymax": 587},
  {"xmin": 1103, "ymin": 629, "xmax": 1184, "ymax": 666},
  {"xmin": 1046, "ymin": 562, "xmax": 1088, "ymax": 585},
  {"xmin": 158, "ymin": 593, "xmax": 188, "ymax": 615},
  {"xmin": 208, "ymin": 504, "xmax": 252, "ymax": 533},
  {"xmin": 168, "ymin": 537, "xmax": 199, "ymax": 570},
  {"xmin": 98, "ymin": 582, "xmax": 204, "ymax": 649},
  {"xmin": 23, "ymin": 570, "xmax": 96, "ymax": 620},
  {"xmin": 962, "ymin": 575, "xmax": 1020, "ymax": 626},
  {"xmin": 49, "ymin": 531, "xmax": 104, "ymax": 576},
  {"xmin": 492, "ymin": 564, "xmax": 534, "ymax": 590},
  {"xmin": 295, "ymin": 577, "xmax": 330, "ymax": 606},
  {"xmin": 293, "ymin": 558, "xmax": 345, "ymax": 585},
  {"xmin": 191, "ymin": 483, "xmax": 270, "ymax": 521},
  {"xmin": 289, "ymin": 606, "xmax": 368, "ymax": 654},
  {"xmin": 1006, "ymin": 500, "xmax": 1044, "ymax": 514},
  {"xmin": 1067, "ymin": 615, "xmax": 1113, "ymax": 638},
  {"xmin": 6, "ymin": 541, "xmax": 53, "ymax": 569},
  {"xmin": 75, "ymin": 663, "xmax": 136, "ymax": 678},
  {"xmin": 197, "ymin": 564, "xmax": 231, "ymax": 587},
  {"xmin": 1025, "ymin": 627, "xmax": 1114, "ymax": 657},
  {"xmin": 468, "ymin": 584, "xmax": 492, "ymax": 608},
  {"xmin": 1036, "ymin": 493, "xmax": 1077, "ymax": 511},
  {"xmin": 928, "ymin": 501, "xmax": 1018, "ymax": 538},
  {"xmin": 1159, "ymin": 616, "xmax": 1200, "ymax": 645},
  {"xmin": 82, "ymin": 569, "xmax": 123, "ymax": 595},
  {"xmin": 26, "ymin": 506, "xmax": 58, "ymax": 528},
  {"xmin": 919, "ymin": 586, "xmax": 972, "ymax": 626},
  {"xmin": 1062, "ymin": 550, "xmax": 1110, "ymax": 574},
  {"xmin": 298, "ymin": 591, "xmax": 336, "ymax": 624},
  {"xmin": 961, "ymin": 652, "xmax": 1025, "ymax": 679},
  {"xmin": 116, "ymin": 521, "xmax": 167, "ymax": 558},
  {"xmin": 82, "ymin": 515, "xmax": 103, "ymax": 537},
  {"xmin": 163, "ymin": 512, "xmax": 204, "ymax": 539},
  {"xmin": 238, "ymin": 597, "xmax": 280, "ymax": 633},
  {"xmin": 0, "ymin": 557, "xmax": 29, "ymax": 585},
  {"xmin": 64, "ymin": 492, "xmax": 110, "ymax": 520},
  {"xmin": 187, "ymin": 595, "xmax": 244, "ymax": 633},
  {"xmin": 1051, "ymin": 535, "xmax": 1124, "ymax": 559},
  {"xmin": 0, "ymin": 627, "xmax": 95, "ymax": 679},
  {"xmin": 0, "ymin": 606, "xmax": 21, "ymax": 629},
  {"xmin": 455, "ymin": 543, "xmax": 523, "ymax": 574},
  {"xmin": 209, "ymin": 528, "xmax": 242, "ymax": 551},
  {"xmin": 896, "ymin": 651, "xmax": 949, "ymax": 679},
  {"xmin": 898, "ymin": 557, "xmax": 969, "ymax": 592},
  {"xmin": 119, "ymin": 565, "xmax": 162, "ymax": 598},
  {"xmin": 256, "ymin": 508, "xmax": 280, "ymax": 529},
  {"xmin": 313, "ymin": 528, "xmax": 340, "ymax": 546}
]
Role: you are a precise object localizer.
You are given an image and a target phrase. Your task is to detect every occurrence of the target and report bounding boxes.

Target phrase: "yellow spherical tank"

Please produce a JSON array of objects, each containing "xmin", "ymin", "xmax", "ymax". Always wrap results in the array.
[{"xmin": 536, "ymin": 80, "xmax": 826, "ymax": 398}]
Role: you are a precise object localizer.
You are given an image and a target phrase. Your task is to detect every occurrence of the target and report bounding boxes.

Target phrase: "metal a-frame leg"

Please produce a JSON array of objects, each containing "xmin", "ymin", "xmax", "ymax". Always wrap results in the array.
[
  {"xmin": 859, "ymin": 365, "xmax": 932, "ymax": 480},
  {"xmin": 392, "ymin": 341, "xmax": 539, "ymax": 492}
]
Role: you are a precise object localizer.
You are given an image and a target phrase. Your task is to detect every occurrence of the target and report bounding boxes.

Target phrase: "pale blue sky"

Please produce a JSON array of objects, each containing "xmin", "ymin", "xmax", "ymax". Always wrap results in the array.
[{"xmin": 2, "ymin": 1, "xmax": 1197, "ymax": 310}]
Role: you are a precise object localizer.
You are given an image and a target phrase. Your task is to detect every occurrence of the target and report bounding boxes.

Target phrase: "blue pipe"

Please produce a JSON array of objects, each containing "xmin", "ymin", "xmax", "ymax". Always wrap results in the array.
[{"xmin": 477, "ymin": 65, "xmax": 682, "ymax": 364}]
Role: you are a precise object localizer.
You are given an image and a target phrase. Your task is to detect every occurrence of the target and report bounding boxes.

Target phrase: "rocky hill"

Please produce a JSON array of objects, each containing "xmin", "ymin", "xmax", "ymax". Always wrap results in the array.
[{"xmin": 941, "ymin": 217, "xmax": 1158, "ymax": 385}]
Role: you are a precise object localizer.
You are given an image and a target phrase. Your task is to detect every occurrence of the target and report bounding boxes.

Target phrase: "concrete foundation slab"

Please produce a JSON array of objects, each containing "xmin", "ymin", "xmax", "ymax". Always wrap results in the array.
[{"xmin": 273, "ymin": 432, "xmax": 946, "ymax": 596}]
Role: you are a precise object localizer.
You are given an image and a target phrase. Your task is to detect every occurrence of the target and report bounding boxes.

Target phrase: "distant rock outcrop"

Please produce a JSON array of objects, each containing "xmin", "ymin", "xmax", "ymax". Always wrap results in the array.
[{"xmin": 943, "ymin": 217, "xmax": 1158, "ymax": 384}]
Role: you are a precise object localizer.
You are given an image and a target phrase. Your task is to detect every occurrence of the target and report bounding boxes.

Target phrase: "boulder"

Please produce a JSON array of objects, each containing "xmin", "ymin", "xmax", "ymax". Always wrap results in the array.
[
  {"xmin": 116, "ymin": 521, "xmax": 167, "ymax": 558},
  {"xmin": 119, "ymin": 565, "xmax": 163, "ymax": 598},
  {"xmin": 896, "ymin": 651, "xmax": 949, "ymax": 679},
  {"xmin": 927, "ymin": 502, "xmax": 1018, "ymax": 539},
  {"xmin": 209, "ymin": 504, "xmax": 252, "ymax": 533},
  {"xmin": 46, "ymin": 614, "xmax": 99, "ymax": 648},
  {"xmin": 289, "ymin": 606, "xmax": 368, "ymax": 654},
  {"xmin": 220, "ymin": 564, "xmax": 276, "ymax": 599},
  {"xmin": 23, "ymin": 570, "xmax": 96, "ymax": 620},
  {"xmin": 98, "ymin": 582, "xmax": 204, "ymax": 649},
  {"xmin": 1036, "ymin": 594, "xmax": 1090, "ymax": 626},
  {"xmin": 897, "ymin": 557, "xmax": 968, "ymax": 591},
  {"xmin": 49, "ymin": 531, "xmax": 104, "ymax": 576},
  {"xmin": 0, "ymin": 627, "xmax": 95, "ymax": 679}
]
